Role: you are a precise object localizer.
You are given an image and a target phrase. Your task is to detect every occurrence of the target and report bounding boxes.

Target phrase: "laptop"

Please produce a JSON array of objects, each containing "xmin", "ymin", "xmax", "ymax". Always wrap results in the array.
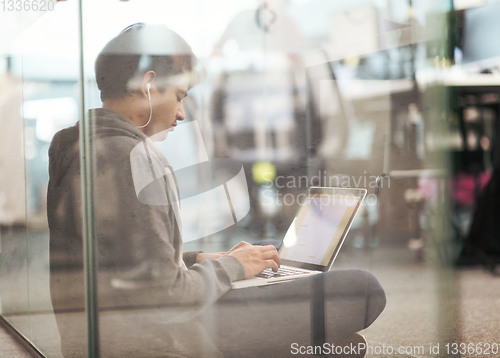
[{"xmin": 232, "ymin": 186, "xmax": 367, "ymax": 289}]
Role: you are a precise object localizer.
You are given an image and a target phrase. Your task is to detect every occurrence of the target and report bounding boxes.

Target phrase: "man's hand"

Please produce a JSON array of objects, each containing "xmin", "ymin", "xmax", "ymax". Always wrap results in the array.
[
  {"xmin": 227, "ymin": 241, "xmax": 252, "ymax": 254},
  {"xmin": 195, "ymin": 241, "xmax": 281, "ymax": 279},
  {"xmin": 229, "ymin": 244, "xmax": 281, "ymax": 279}
]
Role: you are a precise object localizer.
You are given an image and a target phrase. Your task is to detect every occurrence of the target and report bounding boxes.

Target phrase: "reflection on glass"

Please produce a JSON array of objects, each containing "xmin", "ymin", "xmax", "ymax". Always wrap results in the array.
[
  {"xmin": 0, "ymin": 2, "xmax": 80, "ymax": 356},
  {"xmin": 1, "ymin": 1, "xmax": 480, "ymax": 357},
  {"xmin": 44, "ymin": 20, "xmax": 389, "ymax": 357}
]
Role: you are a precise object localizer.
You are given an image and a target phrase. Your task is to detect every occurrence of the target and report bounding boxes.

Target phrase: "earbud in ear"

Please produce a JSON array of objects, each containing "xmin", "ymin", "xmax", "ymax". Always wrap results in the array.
[{"xmin": 146, "ymin": 83, "xmax": 151, "ymax": 92}]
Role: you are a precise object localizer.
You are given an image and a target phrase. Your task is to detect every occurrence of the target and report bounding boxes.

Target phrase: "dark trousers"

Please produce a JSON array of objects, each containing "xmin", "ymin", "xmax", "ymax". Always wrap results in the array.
[{"xmin": 202, "ymin": 269, "xmax": 386, "ymax": 357}]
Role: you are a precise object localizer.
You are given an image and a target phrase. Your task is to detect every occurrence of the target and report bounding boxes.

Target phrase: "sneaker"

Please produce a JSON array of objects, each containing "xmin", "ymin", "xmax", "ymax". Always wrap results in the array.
[{"xmin": 330, "ymin": 333, "xmax": 367, "ymax": 358}]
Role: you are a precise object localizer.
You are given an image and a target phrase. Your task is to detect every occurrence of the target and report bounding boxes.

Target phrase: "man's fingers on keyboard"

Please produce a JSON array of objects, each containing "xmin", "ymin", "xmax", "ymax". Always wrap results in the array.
[
  {"xmin": 270, "ymin": 249, "xmax": 281, "ymax": 267},
  {"xmin": 261, "ymin": 245, "xmax": 280, "ymax": 265},
  {"xmin": 262, "ymin": 249, "xmax": 278, "ymax": 258},
  {"xmin": 267, "ymin": 259, "xmax": 279, "ymax": 272}
]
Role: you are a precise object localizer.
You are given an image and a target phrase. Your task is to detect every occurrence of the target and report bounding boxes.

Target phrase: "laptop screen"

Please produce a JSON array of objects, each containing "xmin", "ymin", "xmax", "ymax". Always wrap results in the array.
[{"xmin": 279, "ymin": 187, "xmax": 366, "ymax": 271}]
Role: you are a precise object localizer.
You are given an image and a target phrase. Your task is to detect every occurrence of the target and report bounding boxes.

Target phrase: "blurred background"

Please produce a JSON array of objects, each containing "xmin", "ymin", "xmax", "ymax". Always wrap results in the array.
[{"xmin": 0, "ymin": 0, "xmax": 499, "ymax": 357}]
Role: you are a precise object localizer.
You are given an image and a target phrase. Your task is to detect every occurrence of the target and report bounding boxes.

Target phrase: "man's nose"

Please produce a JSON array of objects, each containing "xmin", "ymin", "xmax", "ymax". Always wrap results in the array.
[{"xmin": 176, "ymin": 103, "xmax": 186, "ymax": 121}]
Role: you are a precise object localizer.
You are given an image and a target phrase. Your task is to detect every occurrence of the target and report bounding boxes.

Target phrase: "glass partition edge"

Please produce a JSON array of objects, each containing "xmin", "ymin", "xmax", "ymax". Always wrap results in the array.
[{"xmin": 78, "ymin": 0, "xmax": 99, "ymax": 356}]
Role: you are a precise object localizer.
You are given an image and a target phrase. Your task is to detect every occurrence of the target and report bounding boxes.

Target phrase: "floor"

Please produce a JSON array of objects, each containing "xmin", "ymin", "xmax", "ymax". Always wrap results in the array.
[
  {"xmin": 0, "ymin": 322, "xmax": 33, "ymax": 357},
  {"xmin": 0, "ymin": 231, "xmax": 500, "ymax": 357},
  {"xmin": 1, "ymin": 227, "xmax": 499, "ymax": 357}
]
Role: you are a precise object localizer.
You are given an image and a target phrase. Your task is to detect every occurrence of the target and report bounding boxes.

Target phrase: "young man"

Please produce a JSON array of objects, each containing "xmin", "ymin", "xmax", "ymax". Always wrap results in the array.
[{"xmin": 48, "ymin": 23, "xmax": 385, "ymax": 357}]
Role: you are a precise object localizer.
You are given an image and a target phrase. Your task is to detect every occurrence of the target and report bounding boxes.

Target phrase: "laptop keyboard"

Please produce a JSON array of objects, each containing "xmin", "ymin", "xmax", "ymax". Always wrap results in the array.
[{"xmin": 256, "ymin": 266, "xmax": 307, "ymax": 279}]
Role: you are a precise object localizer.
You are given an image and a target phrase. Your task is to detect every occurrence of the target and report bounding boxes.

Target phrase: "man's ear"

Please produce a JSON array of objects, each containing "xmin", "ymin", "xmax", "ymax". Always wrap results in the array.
[{"xmin": 141, "ymin": 70, "xmax": 156, "ymax": 97}]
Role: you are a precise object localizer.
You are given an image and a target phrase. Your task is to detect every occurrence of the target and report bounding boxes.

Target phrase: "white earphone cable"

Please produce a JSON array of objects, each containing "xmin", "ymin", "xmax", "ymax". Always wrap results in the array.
[{"xmin": 137, "ymin": 85, "xmax": 152, "ymax": 128}]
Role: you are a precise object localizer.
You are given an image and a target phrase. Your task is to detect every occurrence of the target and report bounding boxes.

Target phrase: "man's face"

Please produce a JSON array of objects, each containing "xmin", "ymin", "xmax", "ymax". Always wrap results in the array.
[{"xmin": 147, "ymin": 80, "xmax": 188, "ymax": 141}]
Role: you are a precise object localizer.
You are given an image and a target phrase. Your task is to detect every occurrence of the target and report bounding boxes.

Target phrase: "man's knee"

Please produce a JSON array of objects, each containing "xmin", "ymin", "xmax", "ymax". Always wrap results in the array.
[
  {"xmin": 362, "ymin": 270, "xmax": 386, "ymax": 326},
  {"xmin": 324, "ymin": 269, "xmax": 386, "ymax": 328}
]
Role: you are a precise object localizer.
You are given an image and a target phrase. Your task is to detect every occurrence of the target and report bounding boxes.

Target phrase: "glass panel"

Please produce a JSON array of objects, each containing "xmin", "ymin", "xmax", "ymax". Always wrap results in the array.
[
  {"xmin": 9, "ymin": 1, "xmax": 500, "ymax": 357},
  {"xmin": 0, "ymin": 13, "xmax": 32, "ymax": 342},
  {"xmin": 0, "ymin": 2, "xmax": 84, "ymax": 356},
  {"xmin": 77, "ymin": 0, "xmax": 456, "ymax": 357},
  {"xmin": 304, "ymin": 2, "xmax": 459, "ymax": 353},
  {"xmin": 78, "ymin": 0, "xmax": 462, "ymax": 356}
]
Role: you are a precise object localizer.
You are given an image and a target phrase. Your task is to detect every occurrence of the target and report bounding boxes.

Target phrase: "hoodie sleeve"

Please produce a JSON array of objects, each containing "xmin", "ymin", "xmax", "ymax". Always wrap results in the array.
[
  {"xmin": 48, "ymin": 116, "xmax": 245, "ymax": 323},
  {"xmin": 93, "ymin": 135, "xmax": 244, "ymax": 317}
]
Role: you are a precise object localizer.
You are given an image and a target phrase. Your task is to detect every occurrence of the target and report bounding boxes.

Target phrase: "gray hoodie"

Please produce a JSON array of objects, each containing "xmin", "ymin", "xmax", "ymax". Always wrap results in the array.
[{"xmin": 48, "ymin": 108, "xmax": 244, "ymax": 316}]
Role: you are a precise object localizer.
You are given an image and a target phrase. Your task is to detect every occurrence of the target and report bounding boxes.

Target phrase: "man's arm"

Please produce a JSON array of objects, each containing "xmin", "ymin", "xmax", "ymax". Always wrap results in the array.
[{"xmin": 193, "ymin": 241, "xmax": 281, "ymax": 278}]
